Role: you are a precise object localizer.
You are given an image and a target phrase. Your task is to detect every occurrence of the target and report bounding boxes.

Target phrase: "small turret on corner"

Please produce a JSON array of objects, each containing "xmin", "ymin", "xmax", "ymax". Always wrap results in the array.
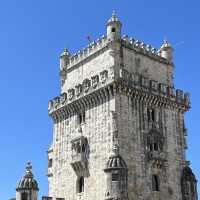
[
  {"xmin": 159, "ymin": 39, "xmax": 173, "ymax": 63},
  {"xmin": 60, "ymin": 48, "xmax": 70, "ymax": 71},
  {"xmin": 104, "ymin": 144, "xmax": 128, "ymax": 200},
  {"xmin": 106, "ymin": 11, "xmax": 122, "ymax": 41},
  {"xmin": 60, "ymin": 48, "xmax": 70, "ymax": 85},
  {"xmin": 16, "ymin": 162, "xmax": 39, "ymax": 200}
]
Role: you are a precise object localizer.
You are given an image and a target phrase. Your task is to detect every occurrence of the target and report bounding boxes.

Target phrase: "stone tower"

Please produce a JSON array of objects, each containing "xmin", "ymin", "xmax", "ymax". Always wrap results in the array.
[
  {"xmin": 47, "ymin": 12, "xmax": 198, "ymax": 200},
  {"xmin": 16, "ymin": 162, "xmax": 39, "ymax": 200}
]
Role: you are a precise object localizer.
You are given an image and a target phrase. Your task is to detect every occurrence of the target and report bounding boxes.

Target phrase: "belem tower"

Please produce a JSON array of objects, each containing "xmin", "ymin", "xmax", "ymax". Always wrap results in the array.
[{"xmin": 13, "ymin": 12, "xmax": 198, "ymax": 200}]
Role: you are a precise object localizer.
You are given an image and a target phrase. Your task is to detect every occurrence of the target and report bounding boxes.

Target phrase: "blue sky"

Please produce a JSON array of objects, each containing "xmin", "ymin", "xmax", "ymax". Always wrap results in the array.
[{"xmin": 0, "ymin": 0, "xmax": 199, "ymax": 199}]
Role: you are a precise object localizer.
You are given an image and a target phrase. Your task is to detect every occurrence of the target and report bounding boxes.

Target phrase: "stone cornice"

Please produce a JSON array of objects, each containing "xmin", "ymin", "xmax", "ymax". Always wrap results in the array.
[
  {"xmin": 49, "ymin": 77, "xmax": 189, "ymax": 121},
  {"xmin": 49, "ymin": 85, "xmax": 114, "ymax": 122},
  {"xmin": 114, "ymin": 79, "xmax": 189, "ymax": 111}
]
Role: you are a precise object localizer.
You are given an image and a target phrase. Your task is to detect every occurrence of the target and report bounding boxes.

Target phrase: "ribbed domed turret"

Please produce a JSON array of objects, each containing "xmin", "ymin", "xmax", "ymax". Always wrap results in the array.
[
  {"xmin": 182, "ymin": 166, "xmax": 197, "ymax": 182},
  {"xmin": 181, "ymin": 164, "xmax": 198, "ymax": 200},
  {"xmin": 105, "ymin": 145, "xmax": 127, "ymax": 170},
  {"xmin": 16, "ymin": 162, "xmax": 39, "ymax": 191},
  {"xmin": 104, "ymin": 145, "xmax": 128, "ymax": 200}
]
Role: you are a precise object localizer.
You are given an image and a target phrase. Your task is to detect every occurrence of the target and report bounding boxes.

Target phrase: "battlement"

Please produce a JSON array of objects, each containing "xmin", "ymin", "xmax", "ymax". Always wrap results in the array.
[
  {"xmin": 121, "ymin": 35, "xmax": 171, "ymax": 64},
  {"xmin": 49, "ymin": 69, "xmax": 190, "ymax": 117},
  {"xmin": 67, "ymin": 35, "xmax": 108, "ymax": 69},
  {"xmin": 63, "ymin": 34, "xmax": 171, "ymax": 72}
]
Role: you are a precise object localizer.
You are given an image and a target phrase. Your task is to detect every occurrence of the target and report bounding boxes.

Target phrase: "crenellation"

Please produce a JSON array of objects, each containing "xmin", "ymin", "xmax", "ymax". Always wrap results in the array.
[{"xmin": 66, "ymin": 35, "xmax": 108, "ymax": 70}]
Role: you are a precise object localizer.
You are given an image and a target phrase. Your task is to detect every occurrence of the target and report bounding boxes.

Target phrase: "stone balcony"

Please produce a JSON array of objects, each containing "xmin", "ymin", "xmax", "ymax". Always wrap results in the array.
[{"xmin": 70, "ymin": 136, "xmax": 89, "ymax": 177}]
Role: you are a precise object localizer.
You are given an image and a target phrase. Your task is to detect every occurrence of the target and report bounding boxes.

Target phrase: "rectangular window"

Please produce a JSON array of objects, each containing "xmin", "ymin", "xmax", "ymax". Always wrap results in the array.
[
  {"xmin": 112, "ymin": 173, "xmax": 120, "ymax": 181},
  {"xmin": 78, "ymin": 112, "xmax": 86, "ymax": 124},
  {"xmin": 147, "ymin": 108, "xmax": 155, "ymax": 122}
]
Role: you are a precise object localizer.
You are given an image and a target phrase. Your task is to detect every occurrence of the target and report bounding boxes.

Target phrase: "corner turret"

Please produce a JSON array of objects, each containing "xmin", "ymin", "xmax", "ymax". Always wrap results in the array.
[
  {"xmin": 60, "ymin": 48, "xmax": 70, "ymax": 70},
  {"xmin": 159, "ymin": 39, "xmax": 173, "ymax": 63},
  {"xmin": 104, "ymin": 144, "xmax": 128, "ymax": 200},
  {"xmin": 60, "ymin": 48, "xmax": 70, "ymax": 85},
  {"xmin": 106, "ymin": 11, "xmax": 122, "ymax": 41},
  {"xmin": 16, "ymin": 162, "xmax": 39, "ymax": 200}
]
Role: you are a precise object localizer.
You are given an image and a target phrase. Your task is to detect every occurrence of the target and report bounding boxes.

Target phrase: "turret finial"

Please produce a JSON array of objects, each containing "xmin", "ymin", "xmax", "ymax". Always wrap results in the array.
[
  {"xmin": 60, "ymin": 48, "xmax": 70, "ymax": 57},
  {"xmin": 160, "ymin": 38, "xmax": 173, "ymax": 62},
  {"xmin": 161, "ymin": 39, "xmax": 172, "ymax": 49},
  {"xmin": 107, "ymin": 10, "xmax": 120, "ymax": 24},
  {"xmin": 26, "ymin": 161, "xmax": 32, "ymax": 171},
  {"xmin": 112, "ymin": 10, "xmax": 116, "ymax": 17},
  {"xmin": 24, "ymin": 161, "xmax": 33, "ymax": 178},
  {"xmin": 112, "ymin": 144, "xmax": 119, "ymax": 156}
]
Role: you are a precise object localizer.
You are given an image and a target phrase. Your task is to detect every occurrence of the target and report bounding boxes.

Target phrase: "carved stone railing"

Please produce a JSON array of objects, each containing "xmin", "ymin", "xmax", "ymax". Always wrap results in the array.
[
  {"xmin": 118, "ymin": 68, "xmax": 190, "ymax": 108},
  {"xmin": 49, "ymin": 67, "xmax": 190, "ymax": 119},
  {"xmin": 49, "ymin": 69, "xmax": 113, "ymax": 115}
]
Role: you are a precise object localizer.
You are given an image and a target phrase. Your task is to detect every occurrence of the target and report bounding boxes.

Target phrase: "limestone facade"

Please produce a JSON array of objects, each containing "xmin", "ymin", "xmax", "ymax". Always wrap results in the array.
[{"xmin": 47, "ymin": 12, "xmax": 198, "ymax": 200}]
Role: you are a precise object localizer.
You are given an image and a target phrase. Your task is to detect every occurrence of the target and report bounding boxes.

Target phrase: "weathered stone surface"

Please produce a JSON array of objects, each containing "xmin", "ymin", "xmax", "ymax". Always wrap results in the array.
[{"xmin": 47, "ymin": 13, "xmax": 197, "ymax": 200}]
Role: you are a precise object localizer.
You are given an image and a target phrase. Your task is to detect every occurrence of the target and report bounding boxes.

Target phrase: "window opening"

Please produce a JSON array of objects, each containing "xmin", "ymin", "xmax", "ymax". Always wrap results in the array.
[
  {"xmin": 112, "ymin": 173, "xmax": 120, "ymax": 181},
  {"xmin": 21, "ymin": 193, "xmax": 28, "ymax": 200},
  {"xmin": 78, "ymin": 112, "xmax": 86, "ymax": 124},
  {"xmin": 147, "ymin": 108, "xmax": 155, "ymax": 122},
  {"xmin": 154, "ymin": 143, "xmax": 158, "ymax": 151},
  {"xmin": 112, "ymin": 27, "xmax": 116, "ymax": 32},
  {"xmin": 152, "ymin": 175, "xmax": 160, "ymax": 191},
  {"xmin": 78, "ymin": 176, "xmax": 84, "ymax": 193}
]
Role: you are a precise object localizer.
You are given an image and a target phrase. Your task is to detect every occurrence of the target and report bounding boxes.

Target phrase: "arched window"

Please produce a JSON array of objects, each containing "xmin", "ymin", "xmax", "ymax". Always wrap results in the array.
[
  {"xmin": 147, "ymin": 108, "xmax": 155, "ymax": 122},
  {"xmin": 21, "ymin": 192, "xmax": 28, "ymax": 200},
  {"xmin": 152, "ymin": 175, "xmax": 160, "ymax": 191},
  {"xmin": 154, "ymin": 143, "xmax": 158, "ymax": 151},
  {"xmin": 82, "ymin": 144, "xmax": 85, "ymax": 153},
  {"xmin": 78, "ymin": 176, "xmax": 84, "ymax": 193}
]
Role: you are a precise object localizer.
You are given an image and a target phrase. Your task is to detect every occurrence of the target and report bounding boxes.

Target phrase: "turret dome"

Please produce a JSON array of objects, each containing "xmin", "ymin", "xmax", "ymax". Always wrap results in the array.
[
  {"xmin": 105, "ymin": 144, "xmax": 127, "ymax": 170},
  {"xmin": 182, "ymin": 166, "xmax": 197, "ymax": 182},
  {"xmin": 16, "ymin": 162, "xmax": 39, "ymax": 191},
  {"xmin": 60, "ymin": 48, "xmax": 70, "ymax": 58},
  {"xmin": 160, "ymin": 39, "xmax": 172, "ymax": 49}
]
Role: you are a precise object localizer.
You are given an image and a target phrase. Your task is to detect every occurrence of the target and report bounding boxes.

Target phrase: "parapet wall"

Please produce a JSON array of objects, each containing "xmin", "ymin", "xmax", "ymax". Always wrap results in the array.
[{"xmin": 64, "ymin": 35, "xmax": 170, "ymax": 71}]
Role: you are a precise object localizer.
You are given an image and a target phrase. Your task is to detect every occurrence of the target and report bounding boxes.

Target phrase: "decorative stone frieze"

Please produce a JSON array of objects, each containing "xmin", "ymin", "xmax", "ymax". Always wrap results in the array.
[
  {"xmin": 75, "ymin": 84, "xmax": 82, "ymax": 97},
  {"xmin": 68, "ymin": 88, "xmax": 75, "ymax": 100},
  {"xmin": 100, "ymin": 70, "xmax": 108, "ymax": 83},
  {"xmin": 91, "ymin": 75, "xmax": 99, "ymax": 88},
  {"xmin": 118, "ymin": 68, "xmax": 190, "ymax": 109},
  {"xmin": 83, "ymin": 79, "xmax": 91, "ymax": 93},
  {"xmin": 48, "ymin": 69, "xmax": 110, "ymax": 115}
]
